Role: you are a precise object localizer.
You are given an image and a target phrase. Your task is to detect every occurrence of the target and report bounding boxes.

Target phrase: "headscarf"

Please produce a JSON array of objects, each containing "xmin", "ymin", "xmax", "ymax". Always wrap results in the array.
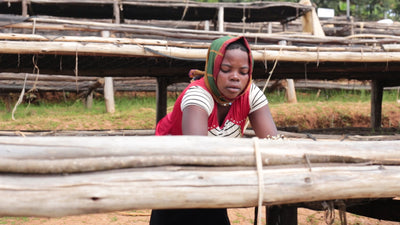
[{"xmin": 189, "ymin": 36, "xmax": 253, "ymax": 105}]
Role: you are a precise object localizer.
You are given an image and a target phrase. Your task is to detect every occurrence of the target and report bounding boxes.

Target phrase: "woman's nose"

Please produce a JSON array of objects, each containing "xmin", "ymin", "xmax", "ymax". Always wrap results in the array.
[{"xmin": 230, "ymin": 71, "xmax": 239, "ymax": 80}]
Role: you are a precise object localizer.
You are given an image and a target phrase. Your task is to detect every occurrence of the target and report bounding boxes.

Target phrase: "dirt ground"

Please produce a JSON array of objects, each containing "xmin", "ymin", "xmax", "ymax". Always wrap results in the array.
[{"xmin": 2, "ymin": 208, "xmax": 399, "ymax": 225}]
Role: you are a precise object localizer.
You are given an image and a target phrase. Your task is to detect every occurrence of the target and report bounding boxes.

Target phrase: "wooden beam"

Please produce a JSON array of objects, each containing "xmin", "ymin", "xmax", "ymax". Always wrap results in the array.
[
  {"xmin": 371, "ymin": 80, "xmax": 383, "ymax": 130},
  {"xmin": 267, "ymin": 205, "xmax": 298, "ymax": 225},
  {"xmin": 156, "ymin": 77, "xmax": 168, "ymax": 123}
]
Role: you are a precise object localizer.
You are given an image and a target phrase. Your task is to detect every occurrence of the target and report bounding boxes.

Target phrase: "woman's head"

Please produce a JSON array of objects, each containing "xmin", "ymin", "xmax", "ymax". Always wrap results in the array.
[
  {"xmin": 204, "ymin": 36, "xmax": 253, "ymax": 105},
  {"xmin": 216, "ymin": 43, "xmax": 250, "ymax": 101}
]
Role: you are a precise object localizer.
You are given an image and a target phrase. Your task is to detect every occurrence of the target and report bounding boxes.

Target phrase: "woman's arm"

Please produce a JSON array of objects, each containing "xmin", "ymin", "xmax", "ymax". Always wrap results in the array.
[
  {"xmin": 248, "ymin": 104, "xmax": 278, "ymax": 138},
  {"xmin": 182, "ymin": 105, "xmax": 209, "ymax": 136}
]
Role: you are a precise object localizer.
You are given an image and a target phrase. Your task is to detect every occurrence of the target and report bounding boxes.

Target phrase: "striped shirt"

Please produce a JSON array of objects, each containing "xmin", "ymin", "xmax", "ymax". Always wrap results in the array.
[{"xmin": 180, "ymin": 83, "xmax": 268, "ymax": 137}]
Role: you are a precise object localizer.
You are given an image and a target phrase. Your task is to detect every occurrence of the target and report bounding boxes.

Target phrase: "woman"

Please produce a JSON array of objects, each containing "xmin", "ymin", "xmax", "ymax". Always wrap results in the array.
[{"xmin": 151, "ymin": 36, "xmax": 278, "ymax": 225}]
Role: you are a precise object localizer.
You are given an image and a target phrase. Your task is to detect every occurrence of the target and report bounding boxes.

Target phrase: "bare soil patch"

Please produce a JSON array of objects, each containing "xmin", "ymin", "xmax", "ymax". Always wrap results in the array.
[{"xmin": 2, "ymin": 208, "xmax": 399, "ymax": 225}]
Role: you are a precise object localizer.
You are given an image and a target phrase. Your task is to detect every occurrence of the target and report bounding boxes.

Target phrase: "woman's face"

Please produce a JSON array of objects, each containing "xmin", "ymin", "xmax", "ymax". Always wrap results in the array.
[{"xmin": 216, "ymin": 48, "xmax": 250, "ymax": 100}]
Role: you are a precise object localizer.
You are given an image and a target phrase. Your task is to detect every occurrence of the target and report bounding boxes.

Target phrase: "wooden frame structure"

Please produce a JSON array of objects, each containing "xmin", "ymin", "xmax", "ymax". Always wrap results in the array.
[
  {"xmin": 0, "ymin": 1, "xmax": 399, "ymax": 129},
  {"xmin": 0, "ymin": 2, "xmax": 400, "ymax": 222}
]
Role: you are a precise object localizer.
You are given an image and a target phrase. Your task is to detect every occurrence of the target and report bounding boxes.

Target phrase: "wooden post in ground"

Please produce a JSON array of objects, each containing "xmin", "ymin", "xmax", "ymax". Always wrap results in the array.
[
  {"xmin": 371, "ymin": 80, "xmax": 383, "ymax": 130},
  {"xmin": 156, "ymin": 77, "xmax": 168, "ymax": 123},
  {"xmin": 279, "ymin": 40, "xmax": 297, "ymax": 104},
  {"xmin": 113, "ymin": 0, "xmax": 121, "ymax": 24},
  {"xmin": 267, "ymin": 205, "xmax": 298, "ymax": 225},
  {"xmin": 85, "ymin": 78, "xmax": 104, "ymax": 109},
  {"xmin": 104, "ymin": 77, "xmax": 115, "ymax": 113},
  {"xmin": 285, "ymin": 79, "xmax": 298, "ymax": 103},
  {"xmin": 204, "ymin": 20, "xmax": 210, "ymax": 31},
  {"xmin": 101, "ymin": 30, "xmax": 115, "ymax": 113},
  {"xmin": 267, "ymin": 22, "xmax": 272, "ymax": 34},
  {"xmin": 218, "ymin": 6, "xmax": 224, "ymax": 32},
  {"xmin": 22, "ymin": 0, "xmax": 28, "ymax": 17},
  {"xmin": 86, "ymin": 92, "xmax": 94, "ymax": 109},
  {"xmin": 299, "ymin": 0, "xmax": 326, "ymax": 37}
]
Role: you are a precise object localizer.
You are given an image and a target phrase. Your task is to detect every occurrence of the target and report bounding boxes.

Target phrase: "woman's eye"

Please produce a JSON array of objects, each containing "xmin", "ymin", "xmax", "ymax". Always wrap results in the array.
[
  {"xmin": 220, "ymin": 67, "xmax": 230, "ymax": 73},
  {"xmin": 240, "ymin": 70, "xmax": 249, "ymax": 75}
]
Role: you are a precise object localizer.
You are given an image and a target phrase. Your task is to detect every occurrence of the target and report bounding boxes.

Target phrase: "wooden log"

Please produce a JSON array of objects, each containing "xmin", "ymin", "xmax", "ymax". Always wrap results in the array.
[
  {"xmin": 0, "ymin": 136, "xmax": 399, "ymax": 217},
  {"xmin": 0, "ymin": 161, "xmax": 399, "ymax": 217},
  {"xmin": 1, "ymin": 136, "xmax": 400, "ymax": 173},
  {"xmin": 0, "ymin": 40, "xmax": 399, "ymax": 63}
]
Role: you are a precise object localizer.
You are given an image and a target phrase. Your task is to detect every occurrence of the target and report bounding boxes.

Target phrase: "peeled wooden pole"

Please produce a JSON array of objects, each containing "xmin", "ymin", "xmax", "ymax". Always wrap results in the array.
[
  {"xmin": 104, "ymin": 77, "xmax": 115, "ymax": 113},
  {"xmin": 218, "ymin": 6, "xmax": 224, "ymax": 32},
  {"xmin": 285, "ymin": 79, "xmax": 298, "ymax": 103},
  {"xmin": 0, "ymin": 164, "xmax": 399, "ymax": 218},
  {"xmin": 0, "ymin": 163, "xmax": 400, "ymax": 217},
  {"xmin": 21, "ymin": 0, "xmax": 28, "ymax": 17},
  {"xmin": 113, "ymin": 0, "xmax": 120, "ymax": 24},
  {"xmin": 0, "ymin": 136, "xmax": 399, "ymax": 217},
  {"xmin": 0, "ymin": 40, "xmax": 399, "ymax": 63},
  {"xmin": 1, "ymin": 136, "xmax": 400, "ymax": 174},
  {"xmin": 279, "ymin": 40, "xmax": 298, "ymax": 104}
]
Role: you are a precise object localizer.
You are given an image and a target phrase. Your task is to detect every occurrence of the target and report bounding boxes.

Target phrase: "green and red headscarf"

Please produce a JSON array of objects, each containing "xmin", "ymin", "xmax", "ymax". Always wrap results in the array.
[
  {"xmin": 205, "ymin": 35, "xmax": 253, "ymax": 105},
  {"xmin": 191, "ymin": 36, "xmax": 253, "ymax": 106}
]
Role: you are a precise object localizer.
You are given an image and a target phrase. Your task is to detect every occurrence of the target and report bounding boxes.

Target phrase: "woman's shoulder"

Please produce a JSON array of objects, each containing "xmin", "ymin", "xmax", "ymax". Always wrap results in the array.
[
  {"xmin": 248, "ymin": 82, "xmax": 268, "ymax": 113},
  {"xmin": 181, "ymin": 84, "xmax": 214, "ymax": 115}
]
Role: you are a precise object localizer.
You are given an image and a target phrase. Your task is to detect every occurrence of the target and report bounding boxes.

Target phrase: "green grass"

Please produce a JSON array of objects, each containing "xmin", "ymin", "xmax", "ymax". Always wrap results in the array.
[
  {"xmin": 266, "ymin": 88, "xmax": 398, "ymax": 104},
  {"xmin": 0, "ymin": 89, "xmax": 398, "ymax": 131}
]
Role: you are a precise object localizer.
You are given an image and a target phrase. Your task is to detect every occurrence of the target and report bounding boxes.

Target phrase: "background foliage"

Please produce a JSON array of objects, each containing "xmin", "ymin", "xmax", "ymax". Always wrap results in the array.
[{"xmin": 194, "ymin": 0, "xmax": 400, "ymax": 21}]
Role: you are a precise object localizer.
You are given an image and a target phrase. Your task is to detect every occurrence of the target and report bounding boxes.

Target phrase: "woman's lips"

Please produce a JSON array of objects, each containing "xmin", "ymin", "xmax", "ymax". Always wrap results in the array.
[{"xmin": 226, "ymin": 86, "xmax": 241, "ymax": 93}]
